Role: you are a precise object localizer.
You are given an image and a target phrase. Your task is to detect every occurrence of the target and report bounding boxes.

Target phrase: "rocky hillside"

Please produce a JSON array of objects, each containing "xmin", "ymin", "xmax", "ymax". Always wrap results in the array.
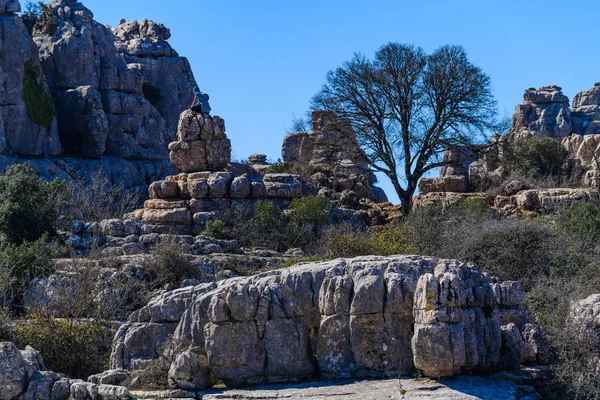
[{"xmin": 0, "ymin": 0, "xmax": 199, "ymax": 194}]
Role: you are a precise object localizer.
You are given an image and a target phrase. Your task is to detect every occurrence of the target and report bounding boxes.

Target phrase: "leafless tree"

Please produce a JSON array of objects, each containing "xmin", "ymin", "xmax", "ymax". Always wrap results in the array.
[{"xmin": 311, "ymin": 43, "xmax": 498, "ymax": 214}]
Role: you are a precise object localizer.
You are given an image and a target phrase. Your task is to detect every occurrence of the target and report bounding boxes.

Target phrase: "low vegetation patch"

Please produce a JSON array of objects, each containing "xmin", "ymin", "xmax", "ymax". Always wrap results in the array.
[{"xmin": 22, "ymin": 60, "xmax": 56, "ymax": 129}]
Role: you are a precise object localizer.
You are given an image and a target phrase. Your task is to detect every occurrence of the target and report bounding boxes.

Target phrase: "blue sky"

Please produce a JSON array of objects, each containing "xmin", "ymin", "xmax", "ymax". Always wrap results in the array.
[{"xmin": 83, "ymin": 0, "xmax": 600, "ymax": 203}]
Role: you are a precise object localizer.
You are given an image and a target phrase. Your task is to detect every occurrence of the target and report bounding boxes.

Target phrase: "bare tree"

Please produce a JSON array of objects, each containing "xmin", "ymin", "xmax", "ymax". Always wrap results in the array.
[{"xmin": 311, "ymin": 43, "xmax": 498, "ymax": 214}]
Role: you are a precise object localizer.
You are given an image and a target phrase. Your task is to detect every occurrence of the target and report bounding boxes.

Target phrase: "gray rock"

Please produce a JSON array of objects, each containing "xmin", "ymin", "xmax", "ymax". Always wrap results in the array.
[
  {"xmin": 168, "ymin": 349, "xmax": 213, "ymax": 390},
  {"xmin": 1, "ymin": 0, "xmax": 20, "ymax": 13},
  {"xmin": 281, "ymin": 111, "xmax": 381, "ymax": 202},
  {"xmin": 97, "ymin": 384, "xmax": 129, "ymax": 400},
  {"xmin": 88, "ymin": 369, "xmax": 131, "ymax": 387},
  {"xmin": 17, "ymin": 370, "xmax": 60, "ymax": 400},
  {"xmin": 70, "ymin": 381, "xmax": 99, "ymax": 400},
  {"xmin": 0, "ymin": 12, "xmax": 61, "ymax": 156},
  {"xmin": 0, "ymin": 342, "xmax": 27, "ymax": 400}
]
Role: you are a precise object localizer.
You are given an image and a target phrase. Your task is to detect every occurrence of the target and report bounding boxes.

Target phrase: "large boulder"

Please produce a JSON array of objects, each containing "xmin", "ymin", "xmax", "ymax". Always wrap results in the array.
[
  {"xmin": 0, "ymin": 342, "xmax": 28, "ymax": 400},
  {"xmin": 110, "ymin": 255, "xmax": 533, "ymax": 388},
  {"xmin": 169, "ymin": 112, "xmax": 231, "ymax": 172}
]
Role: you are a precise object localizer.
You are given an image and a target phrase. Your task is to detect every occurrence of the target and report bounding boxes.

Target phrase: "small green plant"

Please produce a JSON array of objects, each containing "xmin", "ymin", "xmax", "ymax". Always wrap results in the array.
[
  {"xmin": 453, "ymin": 196, "xmax": 493, "ymax": 221},
  {"xmin": 147, "ymin": 238, "xmax": 199, "ymax": 287},
  {"xmin": 22, "ymin": 60, "xmax": 56, "ymax": 128},
  {"xmin": 204, "ymin": 220, "xmax": 232, "ymax": 240},
  {"xmin": 288, "ymin": 195, "xmax": 332, "ymax": 226},
  {"xmin": 0, "ymin": 163, "xmax": 65, "ymax": 244},
  {"xmin": 142, "ymin": 81, "xmax": 163, "ymax": 107}
]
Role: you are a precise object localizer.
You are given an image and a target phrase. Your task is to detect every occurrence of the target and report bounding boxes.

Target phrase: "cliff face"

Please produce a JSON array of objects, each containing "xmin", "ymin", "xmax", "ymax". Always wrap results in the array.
[
  {"xmin": 0, "ymin": 4, "xmax": 61, "ymax": 156},
  {"xmin": 0, "ymin": 0, "xmax": 205, "ymax": 193}
]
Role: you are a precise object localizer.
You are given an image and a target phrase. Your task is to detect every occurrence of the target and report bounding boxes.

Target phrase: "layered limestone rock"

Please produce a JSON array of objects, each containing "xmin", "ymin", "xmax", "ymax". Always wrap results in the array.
[
  {"xmin": 282, "ymin": 111, "xmax": 386, "ymax": 202},
  {"xmin": 0, "ymin": 1, "xmax": 61, "ymax": 156},
  {"xmin": 109, "ymin": 255, "xmax": 540, "ymax": 389},
  {"xmin": 113, "ymin": 19, "xmax": 197, "ymax": 142},
  {"xmin": 506, "ymin": 85, "xmax": 572, "ymax": 142},
  {"xmin": 169, "ymin": 111, "xmax": 231, "ymax": 172},
  {"xmin": 0, "ymin": 342, "xmax": 126, "ymax": 400},
  {"xmin": 135, "ymin": 110, "xmax": 317, "ymax": 234},
  {"xmin": 418, "ymin": 148, "xmax": 477, "ymax": 194},
  {"xmin": 32, "ymin": 0, "xmax": 168, "ymax": 160}
]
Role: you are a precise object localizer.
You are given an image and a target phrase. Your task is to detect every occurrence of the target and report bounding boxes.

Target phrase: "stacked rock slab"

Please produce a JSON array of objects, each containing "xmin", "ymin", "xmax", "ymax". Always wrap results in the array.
[
  {"xmin": 136, "ymin": 110, "xmax": 315, "ymax": 234},
  {"xmin": 0, "ymin": 0, "xmax": 61, "ymax": 156},
  {"xmin": 109, "ymin": 255, "xmax": 541, "ymax": 389},
  {"xmin": 113, "ymin": 19, "xmax": 198, "ymax": 142},
  {"xmin": 282, "ymin": 111, "xmax": 387, "ymax": 203}
]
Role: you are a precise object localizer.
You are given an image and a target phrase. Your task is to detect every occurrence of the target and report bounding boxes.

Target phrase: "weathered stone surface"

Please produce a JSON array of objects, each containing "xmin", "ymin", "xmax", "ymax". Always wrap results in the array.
[
  {"xmin": 33, "ymin": 0, "xmax": 168, "ymax": 161},
  {"xmin": 0, "ymin": 342, "xmax": 27, "ymax": 400},
  {"xmin": 1, "ymin": 0, "xmax": 20, "ymax": 13},
  {"xmin": 507, "ymin": 85, "xmax": 571, "ymax": 142},
  {"xmin": 411, "ymin": 262, "xmax": 501, "ymax": 378},
  {"xmin": 512, "ymin": 188, "xmax": 599, "ymax": 212},
  {"xmin": 281, "ymin": 111, "xmax": 385, "ymax": 202},
  {"xmin": 53, "ymin": 86, "xmax": 108, "ymax": 157},
  {"xmin": 168, "ymin": 349, "xmax": 214, "ymax": 390},
  {"xmin": 418, "ymin": 175, "xmax": 468, "ymax": 194},
  {"xmin": 0, "ymin": 12, "xmax": 61, "ymax": 156},
  {"xmin": 111, "ymin": 256, "xmax": 531, "ymax": 388},
  {"xmin": 571, "ymin": 83, "xmax": 600, "ymax": 136},
  {"xmin": 263, "ymin": 174, "xmax": 303, "ymax": 198},
  {"xmin": 113, "ymin": 19, "xmax": 196, "ymax": 142},
  {"xmin": 18, "ymin": 370, "xmax": 61, "ymax": 400}
]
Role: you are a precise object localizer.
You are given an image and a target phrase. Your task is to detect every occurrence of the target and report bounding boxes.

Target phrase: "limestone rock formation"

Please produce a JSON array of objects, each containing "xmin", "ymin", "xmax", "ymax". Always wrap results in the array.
[
  {"xmin": 0, "ymin": 1, "xmax": 61, "ymax": 156},
  {"xmin": 109, "ymin": 255, "xmax": 539, "ymax": 389},
  {"xmin": 282, "ymin": 111, "xmax": 386, "ymax": 202},
  {"xmin": 113, "ymin": 19, "xmax": 197, "ymax": 142},
  {"xmin": 0, "ymin": 342, "xmax": 108, "ymax": 400},
  {"xmin": 169, "ymin": 112, "xmax": 231, "ymax": 172},
  {"xmin": 507, "ymin": 85, "xmax": 571, "ymax": 142},
  {"xmin": 33, "ymin": 0, "xmax": 168, "ymax": 160}
]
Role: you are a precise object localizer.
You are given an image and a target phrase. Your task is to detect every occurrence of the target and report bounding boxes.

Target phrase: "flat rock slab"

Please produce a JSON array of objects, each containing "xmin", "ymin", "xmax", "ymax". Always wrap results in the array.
[{"xmin": 129, "ymin": 377, "xmax": 537, "ymax": 400}]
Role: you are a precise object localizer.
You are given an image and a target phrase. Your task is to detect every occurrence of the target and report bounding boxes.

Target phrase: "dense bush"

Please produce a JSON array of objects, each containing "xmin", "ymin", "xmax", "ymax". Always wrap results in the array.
[
  {"xmin": 15, "ymin": 312, "xmax": 113, "ymax": 379},
  {"xmin": 146, "ymin": 238, "xmax": 201, "ymax": 287},
  {"xmin": 504, "ymin": 136, "xmax": 570, "ymax": 179},
  {"xmin": 556, "ymin": 201, "xmax": 600, "ymax": 241},
  {"xmin": 0, "ymin": 236, "xmax": 57, "ymax": 311},
  {"xmin": 288, "ymin": 196, "xmax": 332, "ymax": 226},
  {"xmin": 0, "ymin": 164, "xmax": 65, "ymax": 244}
]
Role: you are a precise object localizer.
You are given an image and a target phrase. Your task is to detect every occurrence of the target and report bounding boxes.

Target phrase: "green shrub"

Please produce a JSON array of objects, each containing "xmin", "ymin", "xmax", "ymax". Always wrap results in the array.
[
  {"xmin": 0, "ymin": 163, "xmax": 65, "ymax": 244},
  {"xmin": 22, "ymin": 60, "xmax": 56, "ymax": 129},
  {"xmin": 0, "ymin": 236, "xmax": 57, "ymax": 311},
  {"xmin": 203, "ymin": 220, "xmax": 232, "ymax": 240},
  {"xmin": 453, "ymin": 197, "xmax": 494, "ymax": 221},
  {"xmin": 505, "ymin": 136, "xmax": 569, "ymax": 179},
  {"xmin": 321, "ymin": 222, "xmax": 410, "ymax": 259},
  {"xmin": 288, "ymin": 196, "xmax": 332, "ymax": 226},
  {"xmin": 15, "ymin": 313, "xmax": 113, "ymax": 379},
  {"xmin": 147, "ymin": 238, "xmax": 200, "ymax": 287},
  {"xmin": 142, "ymin": 81, "xmax": 163, "ymax": 107},
  {"xmin": 556, "ymin": 201, "xmax": 600, "ymax": 241}
]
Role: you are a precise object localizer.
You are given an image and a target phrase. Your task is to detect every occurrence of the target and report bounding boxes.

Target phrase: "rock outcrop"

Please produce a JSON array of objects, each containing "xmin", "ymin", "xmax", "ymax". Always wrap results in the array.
[
  {"xmin": 0, "ymin": 341, "xmax": 128, "ymax": 400},
  {"xmin": 33, "ymin": 0, "xmax": 168, "ymax": 160},
  {"xmin": 282, "ymin": 111, "xmax": 386, "ymax": 203},
  {"xmin": 0, "ymin": 2, "xmax": 61, "ymax": 156},
  {"xmin": 109, "ymin": 255, "xmax": 540, "ymax": 389},
  {"xmin": 133, "ymin": 110, "xmax": 320, "ymax": 234},
  {"xmin": 113, "ymin": 19, "xmax": 197, "ymax": 142}
]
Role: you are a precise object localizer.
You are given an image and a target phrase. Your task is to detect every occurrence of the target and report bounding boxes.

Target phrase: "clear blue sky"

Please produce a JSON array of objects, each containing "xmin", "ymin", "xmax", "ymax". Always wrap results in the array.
[{"xmin": 83, "ymin": 0, "xmax": 600, "ymax": 204}]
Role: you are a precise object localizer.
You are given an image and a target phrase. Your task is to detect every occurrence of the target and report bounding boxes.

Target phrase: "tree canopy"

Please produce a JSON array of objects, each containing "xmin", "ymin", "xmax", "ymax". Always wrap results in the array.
[{"xmin": 311, "ymin": 43, "xmax": 498, "ymax": 213}]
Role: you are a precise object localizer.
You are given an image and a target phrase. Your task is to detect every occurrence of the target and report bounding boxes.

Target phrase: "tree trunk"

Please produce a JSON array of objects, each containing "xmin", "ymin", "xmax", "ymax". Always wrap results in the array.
[{"xmin": 399, "ymin": 190, "xmax": 413, "ymax": 216}]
